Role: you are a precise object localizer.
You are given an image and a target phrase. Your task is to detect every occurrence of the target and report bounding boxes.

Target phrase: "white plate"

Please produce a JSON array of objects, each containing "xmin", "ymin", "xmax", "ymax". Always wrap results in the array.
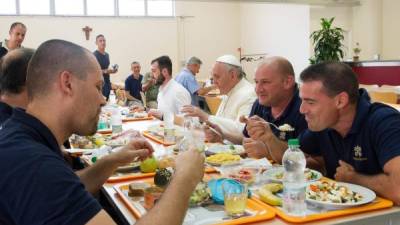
[
  {"xmin": 206, "ymin": 144, "xmax": 245, "ymax": 155},
  {"xmin": 262, "ymin": 167, "xmax": 322, "ymax": 183},
  {"xmin": 306, "ymin": 181, "xmax": 376, "ymax": 210}
]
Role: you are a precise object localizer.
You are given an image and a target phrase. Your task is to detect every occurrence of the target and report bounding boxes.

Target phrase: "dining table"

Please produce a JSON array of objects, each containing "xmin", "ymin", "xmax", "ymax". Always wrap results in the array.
[{"xmin": 94, "ymin": 117, "xmax": 400, "ymax": 225}]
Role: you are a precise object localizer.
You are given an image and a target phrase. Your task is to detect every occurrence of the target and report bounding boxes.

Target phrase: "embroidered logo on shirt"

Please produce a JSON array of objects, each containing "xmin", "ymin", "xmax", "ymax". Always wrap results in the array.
[{"xmin": 353, "ymin": 145, "xmax": 367, "ymax": 161}]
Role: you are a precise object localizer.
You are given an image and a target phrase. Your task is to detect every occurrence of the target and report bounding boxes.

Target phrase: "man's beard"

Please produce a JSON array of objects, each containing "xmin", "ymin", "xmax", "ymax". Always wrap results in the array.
[{"xmin": 156, "ymin": 75, "xmax": 165, "ymax": 85}]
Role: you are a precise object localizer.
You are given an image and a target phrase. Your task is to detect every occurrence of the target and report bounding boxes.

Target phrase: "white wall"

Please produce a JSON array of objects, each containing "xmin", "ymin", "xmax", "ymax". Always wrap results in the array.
[
  {"xmin": 382, "ymin": 0, "xmax": 400, "ymax": 59},
  {"xmin": 240, "ymin": 3, "xmax": 310, "ymax": 79}
]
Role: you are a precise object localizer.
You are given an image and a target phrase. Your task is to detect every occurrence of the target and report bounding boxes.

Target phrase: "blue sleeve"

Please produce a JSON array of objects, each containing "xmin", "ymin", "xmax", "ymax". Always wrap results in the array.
[
  {"xmin": 14, "ymin": 157, "xmax": 101, "ymax": 225},
  {"xmin": 125, "ymin": 77, "xmax": 130, "ymax": 91},
  {"xmin": 298, "ymin": 130, "xmax": 322, "ymax": 156},
  {"xmin": 370, "ymin": 108, "xmax": 400, "ymax": 167},
  {"xmin": 186, "ymin": 76, "xmax": 200, "ymax": 94}
]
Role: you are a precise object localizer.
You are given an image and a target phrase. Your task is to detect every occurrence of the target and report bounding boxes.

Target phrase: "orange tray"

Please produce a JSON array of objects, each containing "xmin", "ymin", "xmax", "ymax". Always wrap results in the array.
[
  {"xmin": 253, "ymin": 190, "xmax": 393, "ymax": 223},
  {"xmin": 97, "ymin": 129, "xmax": 112, "ymax": 135},
  {"xmin": 142, "ymin": 131, "xmax": 175, "ymax": 146},
  {"xmin": 122, "ymin": 116, "xmax": 154, "ymax": 122},
  {"xmin": 114, "ymin": 177, "xmax": 275, "ymax": 225}
]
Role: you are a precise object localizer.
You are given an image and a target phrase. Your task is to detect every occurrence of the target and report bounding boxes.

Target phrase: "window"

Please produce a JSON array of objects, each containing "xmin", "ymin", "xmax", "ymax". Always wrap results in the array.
[
  {"xmin": 20, "ymin": 0, "xmax": 50, "ymax": 15},
  {"xmin": 148, "ymin": 0, "xmax": 174, "ymax": 16},
  {"xmin": 119, "ymin": 0, "xmax": 145, "ymax": 16},
  {"xmin": 0, "ymin": 0, "xmax": 16, "ymax": 15},
  {"xmin": 0, "ymin": 0, "xmax": 174, "ymax": 17},
  {"xmin": 55, "ymin": 0, "xmax": 84, "ymax": 15}
]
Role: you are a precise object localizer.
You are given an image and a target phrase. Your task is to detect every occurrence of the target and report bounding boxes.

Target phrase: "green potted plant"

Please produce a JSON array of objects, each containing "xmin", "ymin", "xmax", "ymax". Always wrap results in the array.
[
  {"xmin": 310, "ymin": 17, "xmax": 345, "ymax": 64},
  {"xmin": 353, "ymin": 42, "xmax": 361, "ymax": 61}
]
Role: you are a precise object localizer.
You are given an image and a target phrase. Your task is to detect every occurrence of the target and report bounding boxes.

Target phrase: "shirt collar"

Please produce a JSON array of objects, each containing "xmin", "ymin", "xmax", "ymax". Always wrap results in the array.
[
  {"xmin": 264, "ymin": 85, "xmax": 300, "ymax": 121},
  {"xmin": 347, "ymin": 89, "xmax": 371, "ymax": 135},
  {"xmin": 10, "ymin": 108, "xmax": 62, "ymax": 156},
  {"xmin": 226, "ymin": 78, "xmax": 248, "ymax": 97},
  {"xmin": 160, "ymin": 78, "xmax": 174, "ymax": 92},
  {"xmin": 183, "ymin": 68, "xmax": 194, "ymax": 76}
]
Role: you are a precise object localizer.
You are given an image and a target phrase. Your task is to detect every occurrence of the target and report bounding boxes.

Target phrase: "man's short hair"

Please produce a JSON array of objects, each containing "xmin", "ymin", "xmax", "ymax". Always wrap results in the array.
[
  {"xmin": 0, "ymin": 48, "xmax": 34, "ymax": 94},
  {"xmin": 96, "ymin": 34, "xmax": 104, "ymax": 41},
  {"xmin": 258, "ymin": 56, "xmax": 295, "ymax": 79},
  {"xmin": 300, "ymin": 62, "xmax": 359, "ymax": 104},
  {"xmin": 131, "ymin": 61, "xmax": 140, "ymax": 66},
  {"xmin": 9, "ymin": 22, "xmax": 26, "ymax": 33},
  {"xmin": 155, "ymin": 55, "xmax": 172, "ymax": 76},
  {"xmin": 221, "ymin": 63, "xmax": 245, "ymax": 79},
  {"xmin": 26, "ymin": 39, "xmax": 98, "ymax": 100},
  {"xmin": 186, "ymin": 56, "xmax": 202, "ymax": 66}
]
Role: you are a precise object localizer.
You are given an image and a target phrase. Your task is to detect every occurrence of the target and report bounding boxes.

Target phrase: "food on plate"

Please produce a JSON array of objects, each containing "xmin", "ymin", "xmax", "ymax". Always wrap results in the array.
[
  {"xmin": 154, "ymin": 168, "xmax": 173, "ymax": 188},
  {"xmin": 126, "ymin": 112, "xmax": 148, "ymax": 118},
  {"xmin": 206, "ymin": 153, "xmax": 241, "ymax": 166},
  {"xmin": 258, "ymin": 183, "xmax": 283, "ymax": 206},
  {"xmin": 158, "ymin": 155, "xmax": 175, "ymax": 169},
  {"xmin": 278, "ymin": 123, "xmax": 295, "ymax": 132},
  {"xmin": 128, "ymin": 182, "xmax": 150, "ymax": 197},
  {"xmin": 270, "ymin": 168, "xmax": 320, "ymax": 182},
  {"xmin": 307, "ymin": 181, "xmax": 363, "ymax": 204},
  {"xmin": 189, "ymin": 182, "xmax": 211, "ymax": 206},
  {"xmin": 227, "ymin": 168, "xmax": 256, "ymax": 184},
  {"xmin": 144, "ymin": 186, "xmax": 164, "ymax": 210},
  {"xmin": 69, "ymin": 134, "xmax": 105, "ymax": 149},
  {"xmin": 140, "ymin": 157, "xmax": 158, "ymax": 173}
]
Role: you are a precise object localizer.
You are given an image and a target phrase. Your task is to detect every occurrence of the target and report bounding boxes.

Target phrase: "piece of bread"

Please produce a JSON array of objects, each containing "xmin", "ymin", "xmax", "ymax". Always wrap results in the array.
[{"xmin": 128, "ymin": 182, "xmax": 150, "ymax": 197}]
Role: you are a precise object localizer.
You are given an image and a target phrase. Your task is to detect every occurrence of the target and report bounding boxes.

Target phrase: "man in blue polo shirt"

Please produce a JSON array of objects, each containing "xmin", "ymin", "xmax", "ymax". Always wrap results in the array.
[
  {"xmin": 298, "ymin": 62, "xmax": 400, "ymax": 204},
  {"xmin": 175, "ymin": 56, "xmax": 216, "ymax": 106},
  {"xmin": 0, "ymin": 48, "xmax": 34, "ymax": 124},
  {"xmin": 0, "ymin": 39, "xmax": 206, "ymax": 225},
  {"xmin": 243, "ymin": 56, "xmax": 308, "ymax": 161},
  {"xmin": 124, "ymin": 61, "xmax": 143, "ymax": 107}
]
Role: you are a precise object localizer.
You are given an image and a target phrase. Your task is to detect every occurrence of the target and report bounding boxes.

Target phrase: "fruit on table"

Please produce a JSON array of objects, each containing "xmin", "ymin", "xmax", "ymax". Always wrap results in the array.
[
  {"xmin": 140, "ymin": 157, "xmax": 158, "ymax": 173},
  {"xmin": 154, "ymin": 168, "xmax": 173, "ymax": 187},
  {"xmin": 258, "ymin": 183, "xmax": 283, "ymax": 206}
]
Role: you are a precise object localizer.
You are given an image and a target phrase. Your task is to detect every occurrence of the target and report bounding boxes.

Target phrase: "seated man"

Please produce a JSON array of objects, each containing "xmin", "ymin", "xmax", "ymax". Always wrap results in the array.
[
  {"xmin": 0, "ymin": 40, "xmax": 205, "ymax": 224},
  {"xmin": 182, "ymin": 55, "xmax": 256, "ymax": 142},
  {"xmin": 175, "ymin": 56, "xmax": 216, "ymax": 106},
  {"xmin": 148, "ymin": 55, "xmax": 191, "ymax": 119},
  {"xmin": 0, "ymin": 48, "xmax": 33, "ymax": 123},
  {"xmin": 124, "ymin": 61, "xmax": 143, "ymax": 107},
  {"xmin": 141, "ymin": 60, "xmax": 160, "ymax": 109},
  {"xmin": 239, "ymin": 56, "xmax": 308, "ymax": 159}
]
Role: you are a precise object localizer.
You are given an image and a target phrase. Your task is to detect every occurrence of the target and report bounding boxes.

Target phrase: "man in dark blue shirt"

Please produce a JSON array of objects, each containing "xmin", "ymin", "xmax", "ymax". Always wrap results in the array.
[
  {"xmin": 0, "ymin": 48, "xmax": 34, "ymax": 124},
  {"xmin": 0, "ymin": 39, "xmax": 206, "ymax": 225},
  {"xmin": 298, "ymin": 62, "xmax": 400, "ymax": 204},
  {"xmin": 232, "ymin": 56, "xmax": 307, "ymax": 161},
  {"xmin": 93, "ymin": 34, "xmax": 117, "ymax": 100},
  {"xmin": 125, "ymin": 61, "xmax": 143, "ymax": 106}
]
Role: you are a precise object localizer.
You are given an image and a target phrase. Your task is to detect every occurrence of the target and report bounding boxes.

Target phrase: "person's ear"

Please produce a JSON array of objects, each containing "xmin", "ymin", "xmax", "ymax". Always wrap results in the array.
[
  {"xmin": 59, "ymin": 71, "xmax": 74, "ymax": 96},
  {"xmin": 335, "ymin": 92, "xmax": 349, "ymax": 109},
  {"xmin": 283, "ymin": 75, "xmax": 295, "ymax": 89}
]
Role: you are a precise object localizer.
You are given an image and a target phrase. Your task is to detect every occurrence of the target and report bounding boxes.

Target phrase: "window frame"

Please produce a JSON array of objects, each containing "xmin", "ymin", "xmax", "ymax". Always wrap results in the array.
[{"xmin": 0, "ymin": 0, "xmax": 175, "ymax": 17}]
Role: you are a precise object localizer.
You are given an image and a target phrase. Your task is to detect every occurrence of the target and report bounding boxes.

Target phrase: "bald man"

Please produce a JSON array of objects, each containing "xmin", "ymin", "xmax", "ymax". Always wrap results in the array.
[{"xmin": 0, "ymin": 39, "xmax": 204, "ymax": 225}]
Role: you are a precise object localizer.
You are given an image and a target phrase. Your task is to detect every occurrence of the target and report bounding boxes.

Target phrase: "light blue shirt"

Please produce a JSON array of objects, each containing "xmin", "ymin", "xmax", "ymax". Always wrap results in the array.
[{"xmin": 175, "ymin": 68, "xmax": 200, "ymax": 106}]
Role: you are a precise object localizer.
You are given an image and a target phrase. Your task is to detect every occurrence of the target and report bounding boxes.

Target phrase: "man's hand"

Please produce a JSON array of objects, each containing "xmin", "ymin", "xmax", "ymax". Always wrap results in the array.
[
  {"xmin": 204, "ymin": 121, "xmax": 223, "ymax": 143},
  {"xmin": 246, "ymin": 115, "xmax": 274, "ymax": 140},
  {"xmin": 243, "ymin": 138, "xmax": 269, "ymax": 159},
  {"xmin": 148, "ymin": 109, "xmax": 163, "ymax": 120},
  {"xmin": 174, "ymin": 149, "xmax": 205, "ymax": 187},
  {"xmin": 334, "ymin": 160, "xmax": 356, "ymax": 182},
  {"xmin": 107, "ymin": 138, "xmax": 154, "ymax": 167},
  {"xmin": 180, "ymin": 105, "xmax": 209, "ymax": 122}
]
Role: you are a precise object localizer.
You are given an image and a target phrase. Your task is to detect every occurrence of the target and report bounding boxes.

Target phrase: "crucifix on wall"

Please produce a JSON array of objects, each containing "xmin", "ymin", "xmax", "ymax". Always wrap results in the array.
[{"xmin": 82, "ymin": 26, "xmax": 93, "ymax": 40}]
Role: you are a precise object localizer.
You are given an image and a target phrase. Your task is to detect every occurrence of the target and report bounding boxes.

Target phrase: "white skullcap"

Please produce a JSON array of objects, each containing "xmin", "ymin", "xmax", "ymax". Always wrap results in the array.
[{"xmin": 216, "ymin": 54, "xmax": 241, "ymax": 67}]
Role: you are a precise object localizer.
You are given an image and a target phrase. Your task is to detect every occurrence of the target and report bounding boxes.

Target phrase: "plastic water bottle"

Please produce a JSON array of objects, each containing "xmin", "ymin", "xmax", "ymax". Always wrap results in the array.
[
  {"xmin": 282, "ymin": 139, "xmax": 306, "ymax": 217},
  {"xmin": 109, "ymin": 90, "xmax": 117, "ymax": 105},
  {"xmin": 111, "ymin": 107, "xmax": 123, "ymax": 134}
]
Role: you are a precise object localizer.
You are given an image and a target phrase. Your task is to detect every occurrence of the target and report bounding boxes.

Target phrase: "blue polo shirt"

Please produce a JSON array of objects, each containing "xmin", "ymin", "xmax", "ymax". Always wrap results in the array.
[
  {"xmin": 175, "ymin": 68, "xmax": 200, "ymax": 106},
  {"xmin": 93, "ymin": 50, "xmax": 111, "ymax": 99},
  {"xmin": 243, "ymin": 87, "xmax": 307, "ymax": 141},
  {"xmin": 0, "ymin": 109, "xmax": 101, "ymax": 224},
  {"xmin": 299, "ymin": 89, "xmax": 400, "ymax": 179},
  {"xmin": 125, "ymin": 74, "xmax": 143, "ymax": 102},
  {"xmin": 0, "ymin": 101, "xmax": 12, "ymax": 124}
]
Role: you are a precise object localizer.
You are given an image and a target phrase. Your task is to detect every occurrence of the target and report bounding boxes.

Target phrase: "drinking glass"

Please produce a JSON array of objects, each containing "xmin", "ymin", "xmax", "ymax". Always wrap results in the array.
[{"xmin": 222, "ymin": 179, "xmax": 248, "ymax": 217}]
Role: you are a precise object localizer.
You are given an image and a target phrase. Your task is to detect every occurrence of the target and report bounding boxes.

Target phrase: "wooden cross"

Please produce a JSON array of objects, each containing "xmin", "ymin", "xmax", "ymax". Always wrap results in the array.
[{"xmin": 82, "ymin": 26, "xmax": 93, "ymax": 40}]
